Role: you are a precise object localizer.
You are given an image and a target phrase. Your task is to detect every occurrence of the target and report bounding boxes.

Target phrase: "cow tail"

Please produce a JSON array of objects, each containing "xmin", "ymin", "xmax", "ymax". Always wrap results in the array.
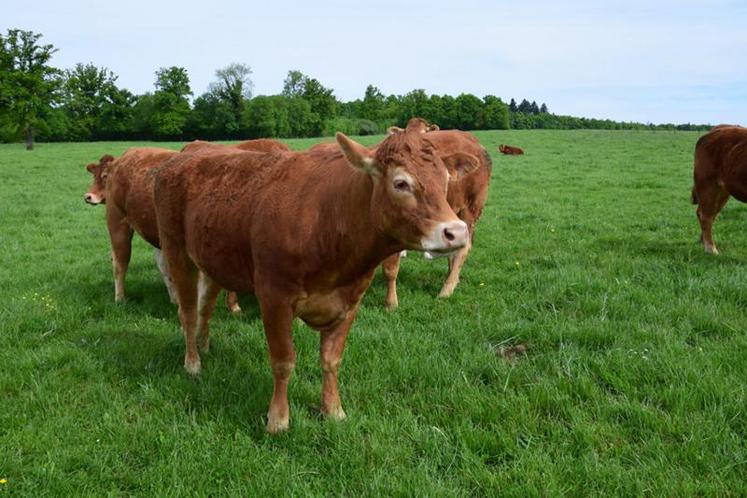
[{"xmin": 691, "ymin": 185, "xmax": 698, "ymax": 205}]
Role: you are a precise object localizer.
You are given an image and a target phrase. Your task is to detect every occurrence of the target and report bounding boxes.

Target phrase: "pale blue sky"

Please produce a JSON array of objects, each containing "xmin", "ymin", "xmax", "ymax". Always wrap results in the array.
[{"xmin": 5, "ymin": 0, "xmax": 746, "ymax": 124}]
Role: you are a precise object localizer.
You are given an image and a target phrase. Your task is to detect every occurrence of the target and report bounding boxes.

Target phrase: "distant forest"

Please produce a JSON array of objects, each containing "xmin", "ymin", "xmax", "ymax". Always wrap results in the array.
[{"xmin": 0, "ymin": 29, "xmax": 710, "ymax": 148}]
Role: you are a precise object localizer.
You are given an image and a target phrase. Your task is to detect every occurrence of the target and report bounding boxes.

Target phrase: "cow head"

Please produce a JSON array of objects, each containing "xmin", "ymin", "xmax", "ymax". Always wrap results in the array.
[
  {"xmin": 83, "ymin": 154, "xmax": 114, "ymax": 205},
  {"xmin": 387, "ymin": 118, "xmax": 439, "ymax": 136},
  {"xmin": 336, "ymin": 130, "xmax": 478, "ymax": 255}
]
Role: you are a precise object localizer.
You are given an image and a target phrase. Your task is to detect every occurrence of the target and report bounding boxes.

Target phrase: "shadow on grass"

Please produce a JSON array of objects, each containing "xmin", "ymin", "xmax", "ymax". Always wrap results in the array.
[{"xmin": 594, "ymin": 234, "xmax": 746, "ymax": 266}]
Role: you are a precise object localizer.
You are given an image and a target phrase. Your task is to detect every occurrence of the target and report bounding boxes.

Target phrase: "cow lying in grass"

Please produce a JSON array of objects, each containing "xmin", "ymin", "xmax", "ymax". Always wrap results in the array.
[
  {"xmin": 380, "ymin": 118, "xmax": 492, "ymax": 307},
  {"xmin": 83, "ymin": 148, "xmax": 241, "ymax": 312},
  {"xmin": 154, "ymin": 129, "xmax": 477, "ymax": 432},
  {"xmin": 499, "ymin": 144, "xmax": 524, "ymax": 155},
  {"xmin": 692, "ymin": 124, "xmax": 747, "ymax": 254}
]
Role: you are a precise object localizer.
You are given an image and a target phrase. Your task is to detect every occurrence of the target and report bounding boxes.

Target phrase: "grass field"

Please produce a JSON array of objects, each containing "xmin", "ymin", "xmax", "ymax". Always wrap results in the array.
[{"xmin": 1, "ymin": 130, "xmax": 746, "ymax": 496}]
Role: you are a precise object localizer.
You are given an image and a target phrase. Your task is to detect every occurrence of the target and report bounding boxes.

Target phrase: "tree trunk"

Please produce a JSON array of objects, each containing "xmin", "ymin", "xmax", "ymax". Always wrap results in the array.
[{"xmin": 25, "ymin": 127, "xmax": 34, "ymax": 150}]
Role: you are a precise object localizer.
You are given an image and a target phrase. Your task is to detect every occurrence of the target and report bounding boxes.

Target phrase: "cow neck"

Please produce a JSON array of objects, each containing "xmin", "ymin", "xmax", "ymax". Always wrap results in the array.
[{"xmin": 317, "ymin": 166, "xmax": 399, "ymax": 281}]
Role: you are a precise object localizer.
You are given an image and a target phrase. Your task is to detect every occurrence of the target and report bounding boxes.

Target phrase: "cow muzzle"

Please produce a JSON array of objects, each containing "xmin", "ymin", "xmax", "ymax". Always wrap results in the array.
[
  {"xmin": 84, "ymin": 193, "xmax": 103, "ymax": 205},
  {"xmin": 420, "ymin": 220, "xmax": 469, "ymax": 255}
]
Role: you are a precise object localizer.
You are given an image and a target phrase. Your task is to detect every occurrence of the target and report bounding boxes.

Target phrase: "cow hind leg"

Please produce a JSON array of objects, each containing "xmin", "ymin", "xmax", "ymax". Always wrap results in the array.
[
  {"xmin": 382, "ymin": 253, "xmax": 401, "ymax": 309},
  {"xmin": 165, "ymin": 248, "xmax": 201, "ymax": 375},
  {"xmin": 226, "ymin": 291, "xmax": 241, "ymax": 314},
  {"xmin": 196, "ymin": 271, "xmax": 222, "ymax": 354},
  {"xmin": 154, "ymin": 249, "xmax": 178, "ymax": 304},
  {"xmin": 696, "ymin": 186, "xmax": 729, "ymax": 255}
]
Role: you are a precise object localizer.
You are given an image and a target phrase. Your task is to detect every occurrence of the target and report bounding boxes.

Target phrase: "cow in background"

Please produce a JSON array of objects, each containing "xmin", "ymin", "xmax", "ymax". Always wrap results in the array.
[
  {"xmin": 381, "ymin": 118, "xmax": 491, "ymax": 307},
  {"xmin": 691, "ymin": 125, "xmax": 747, "ymax": 254},
  {"xmin": 83, "ymin": 148, "xmax": 241, "ymax": 312},
  {"xmin": 499, "ymin": 144, "xmax": 524, "ymax": 155}
]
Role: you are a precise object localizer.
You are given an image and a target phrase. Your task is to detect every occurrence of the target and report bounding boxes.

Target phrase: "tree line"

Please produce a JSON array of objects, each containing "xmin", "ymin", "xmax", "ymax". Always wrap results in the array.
[{"xmin": 0, "ymin": 29, "xmax": 710, "ymax": 149}]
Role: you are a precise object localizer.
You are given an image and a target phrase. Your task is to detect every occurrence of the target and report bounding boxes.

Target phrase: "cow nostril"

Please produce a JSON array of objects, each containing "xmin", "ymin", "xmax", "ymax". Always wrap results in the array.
[{"xmin": 443, "ymin": 228, "xmax": 455, "ymax": 242}]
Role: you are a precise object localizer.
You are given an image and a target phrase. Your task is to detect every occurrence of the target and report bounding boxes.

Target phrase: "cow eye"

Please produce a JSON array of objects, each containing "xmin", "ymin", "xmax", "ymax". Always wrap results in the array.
[{"xmin": 393, "ymin": 179, "xmax": 411, "ymax": 192}]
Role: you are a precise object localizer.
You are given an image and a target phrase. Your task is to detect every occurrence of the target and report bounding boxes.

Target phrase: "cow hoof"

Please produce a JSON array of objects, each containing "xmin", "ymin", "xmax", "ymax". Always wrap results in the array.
[
  {"xmin": 184, "ymin": 357, "xmax": 202, "ymax": 376},
  {"xmin": 705, "ymin": 246, "xmax": 719, "ymax": 255},
  {"xmin": 229, "ymin": 304, "xmax": 242, "ymax": 314},
  {"xmin": 438, "ymin": 287, "xmax": 455, "ymax": 298},
  {"xmin": 115, "ymin": 296, "xmax": 126, "ymax": 304},
  {"xmin": 266, "ymin": 415, "xmax": 290, "ymax": 434},
  {"xmin": 385, "ymin": 299, "xmax": 399, "ymax": 311},
  {"xmin": 324, "ymin": 406, "xmax": 347, "ymax": 421}
]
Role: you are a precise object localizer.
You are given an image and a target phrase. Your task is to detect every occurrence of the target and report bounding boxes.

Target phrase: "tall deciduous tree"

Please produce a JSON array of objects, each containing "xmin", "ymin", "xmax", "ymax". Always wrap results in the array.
[
  {"xmin": 152, "ymin": 66, "xmax": 191, "ymax": 138},
  {"xmin": 0, "ymin": 29, "xmax": 61, "ymax": 149},
  {"xmin": 208, "ymin": 63, "xmax": 253, "ymax": 135},
  {"xmin": 61, "ymin": 63, "xmax": 122, "ymax": 140}
]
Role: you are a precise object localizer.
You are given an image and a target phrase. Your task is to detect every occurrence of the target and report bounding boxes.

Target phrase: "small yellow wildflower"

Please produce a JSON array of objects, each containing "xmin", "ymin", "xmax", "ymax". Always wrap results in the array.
[
  {"xmin": 0, "ymin": 478, "xmax": 7, "ymax": 484},
  {"xmin": 479, "ymin": 282, "xmax": 485, "ymax": 287},
  {"xmin": 515, "ymin": 261, "xmax": 520, "ymax": 267}
]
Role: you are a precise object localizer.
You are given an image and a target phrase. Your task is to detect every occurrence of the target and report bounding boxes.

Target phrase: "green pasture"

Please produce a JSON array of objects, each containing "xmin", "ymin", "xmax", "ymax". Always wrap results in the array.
[{"xmin": 1, "ymin": 130, "xmax": 745, "ymax": 495}]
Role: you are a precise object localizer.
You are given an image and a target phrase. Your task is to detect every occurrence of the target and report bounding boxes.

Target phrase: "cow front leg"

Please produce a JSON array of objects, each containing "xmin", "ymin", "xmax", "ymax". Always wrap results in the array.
[
  {"xmin": 319, "ymin": 308, "xmax": 359, "ymax": 421},
  {"xmin": 381, "ymin": 253, "xmax": 401, "ymax": 309},
  {"xmin": 439, "ymin": 239, "xmax": 471, "ymax": 298},
  {"xmin": 258, "ymin": 296, "xmax": 296, "ymax": 433},
  {"xmin": 107, "ymin": 208, "xmax": 133, "ymax": 303}
]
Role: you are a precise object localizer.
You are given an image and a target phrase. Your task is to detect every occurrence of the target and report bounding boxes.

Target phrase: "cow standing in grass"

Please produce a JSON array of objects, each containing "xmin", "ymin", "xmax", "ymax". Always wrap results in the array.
[
  {"xmin": 381, "ymin": 118, "xmax": 492, "ymax": 307},
  {"xmin": 691, "ymin": 124, "xmax": 747, "ymax": 254},
  {"xmin": 84, "ymin": 148, "xmax": 241, "ymax": 311},
  {"xmin": 153, "ymin": 129, "xmax": 477, "ymax": 432}
]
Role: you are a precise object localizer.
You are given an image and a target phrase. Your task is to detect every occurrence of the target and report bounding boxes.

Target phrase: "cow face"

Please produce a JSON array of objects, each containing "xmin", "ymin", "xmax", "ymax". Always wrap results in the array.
[
  {"xmin": 83, "ymin": 154, "xmax": 114, "ymax": 205},
  {"xmin": 336, "ymin": 131, "xmax": 478, "ymax": 255}
]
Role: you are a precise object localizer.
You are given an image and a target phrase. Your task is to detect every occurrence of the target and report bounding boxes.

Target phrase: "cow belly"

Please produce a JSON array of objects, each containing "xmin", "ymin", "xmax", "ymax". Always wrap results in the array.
[{"xmin": 293, "ymin": 291, "xmax": 351, "ymax": 331}]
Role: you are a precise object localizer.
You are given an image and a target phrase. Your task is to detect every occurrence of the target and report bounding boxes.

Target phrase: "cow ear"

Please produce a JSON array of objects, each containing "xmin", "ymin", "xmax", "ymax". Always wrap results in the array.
[
  {"xmin": 427, "ymin": 124, "xmax": 440, "ymax": 131},
  {"xmin": 442, "ymin": 152, "xmax": 480, "ymax": 180},
  {"xmin": 387, "ymin": 126, "xmax": 404, "ymax": 135},
  {"xmin": 100, "ymin": 154, "xmax": 114, "ymax": 163},
  {"xmin": 336, "ymin": 132, "xmax": 381, "ymax": 176},
  {"xmin": 86, "ymin": 163, "xmax": 97, "ymax": 174}
]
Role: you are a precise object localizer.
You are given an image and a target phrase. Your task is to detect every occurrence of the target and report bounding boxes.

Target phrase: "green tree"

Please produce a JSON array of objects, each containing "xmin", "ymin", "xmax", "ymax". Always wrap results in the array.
[
  {"xmin": 398, "ymin": 89, "xmax": 429, "ymax": 125},
  {"xmin": 282, "ymin": 70, "xmax": 306, "ymax": 98},
  {"xmin": 0, "ymin": 29, "xmax": 62, "ymax": 149},
  {"xmin": 360, "ymin": 84, "xmax": 384, "ymax": 122},
  {"xmin": 483, "ymin": 95, "xmax": 510, "ymax": 130},
  {"xmin": 207, "ymin": 63, "xmax": 253, "ymax": 137},
  {"xmin": 279, "ymin": 70, "xmax": 337, "ymax": 135},
  {"xmin": 453, "ymin": 93, "xmax": 484, "ymax": 130},
  {"xmin": 152, "ymin": 66, "xmax": 191, "ymax": 139},
  {"xmin": 61, "ymin": 63, "xmax": 120, "ymax": 140}
]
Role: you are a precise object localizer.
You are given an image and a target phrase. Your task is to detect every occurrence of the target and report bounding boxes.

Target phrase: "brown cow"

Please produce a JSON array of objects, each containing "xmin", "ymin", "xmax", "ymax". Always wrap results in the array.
[
  {"xmin": 153, "ymin": 130, "xmax": 478, "ymax": 432},
  {"xmin": 387, "ymin": 118, "xmax": 439, "ymax": 135},
  {"xmin": 84, "ymin": 147, "xmax": 241, "ymax": 312},
  {"xmin": 380, "ymin": 119, "xmax": 491, "ymax": 307},
  {"xmin": 180, "ymin": 138, "xmax": 290, "ymax": 154},
  {"xmin": 499, "ymin": 144, "xmax": 524, "ymax": 155},
  {"xmin": 83, "ymin": 154, "xmax": 115, "ymax": 205},
  {"xmin": 691, "ymin": 125, "xmax": 747, "ymax": 254}
]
